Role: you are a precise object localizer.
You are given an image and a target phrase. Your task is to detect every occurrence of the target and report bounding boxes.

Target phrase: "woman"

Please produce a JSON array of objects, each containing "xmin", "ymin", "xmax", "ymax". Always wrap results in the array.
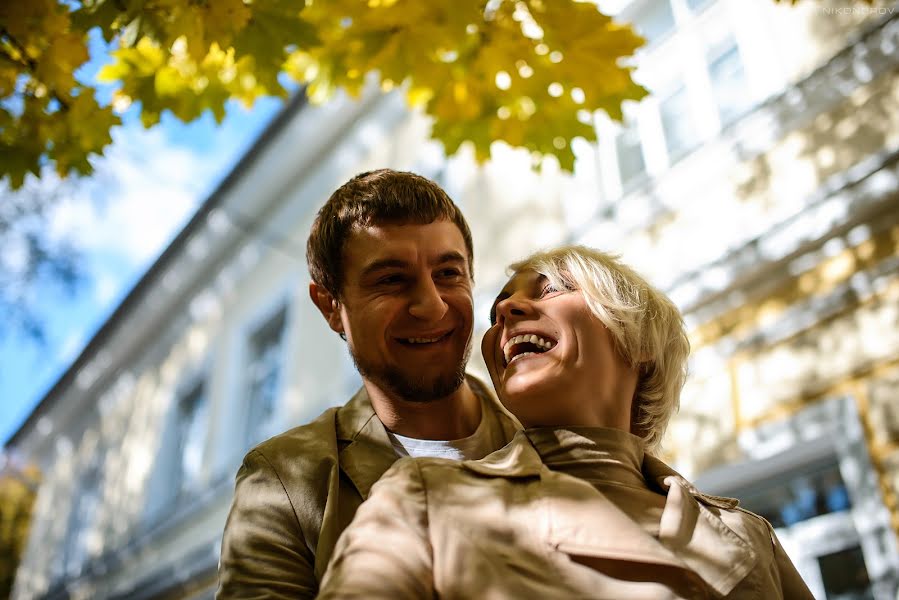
[{"xmin": 318, "ymin": 245, "xmax": 813, "ymax": 599}]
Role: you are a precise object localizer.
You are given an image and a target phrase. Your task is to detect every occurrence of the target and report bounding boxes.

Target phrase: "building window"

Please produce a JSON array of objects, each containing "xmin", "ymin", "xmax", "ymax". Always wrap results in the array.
[
  {"xmin": 60, "ymin": 464, "xmax": 102, "ymax": 577},
  {"xmin": 634, "ymin": 1, "xmax": 676, "ymax": 45},
  {"xmin": 693, "ymin": 397, "xmax": 899, "ymax": 597},
  {"xmin": 174, "ymin": 380, "xmax": 208, "ymax": 496},
  {"xmin": 142, "ymin": 378, "xmax": 208, "ymax": 522},
  {"xmin": 818, "ymin": 546, "xmax": 873, "ymax": 599},
  {"xmin": 245, "ymin": 307, "xmax": 287, "ymax": 447},
  {"xmin": 615, "ymin": 119, "xmax": 646, "ymax": 188},
  {"xmin": 659, "ymin": 85, "xmax": 697, "ymax": 161},
  {"xmin": 730, "ymin": 457, "xmax": 850, "ymax": 529},
  {"xmin": 708, "ymin": 41, "xmax": 750, "ymax": 126}
]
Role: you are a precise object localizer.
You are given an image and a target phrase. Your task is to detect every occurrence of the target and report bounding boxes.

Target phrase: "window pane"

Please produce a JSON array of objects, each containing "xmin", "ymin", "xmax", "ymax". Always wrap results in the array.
[
  {"xmin": 659, "ymin": 86, "xmax": 697, "ymax": 160},
  {"xmin": 616, "ymin": 122, "xmax": 646, "ymax": 187},
  {"xmin": 246, "ymin": 308, "xmax": 287, "ymax": 445},
  {"xmin": 708, "ymin": 42, "xmax": 749, "ymax": 126},
  {"xmin": 634, "ymin": 1, "xmax": 675, "ymax": 44},
  {"xmin": 818, "ymin": 546, "xmax": 873, "ymax": 600},
  {"xmin": 177, "ymin": 381, "xmax": 207, "ymax": 494},
  {"xmin": 733, "ymin": 459, "xmax": 851, "ymax": 529},
  {"xmin": 62, "ymin": 467, "xmax": 102, "ymax": 576}
]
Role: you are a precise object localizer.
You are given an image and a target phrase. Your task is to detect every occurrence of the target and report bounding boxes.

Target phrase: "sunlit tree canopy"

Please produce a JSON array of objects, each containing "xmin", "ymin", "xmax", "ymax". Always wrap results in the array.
[{"xmin": 0, "ymin": 0, "xmax": 648, "ymax": 188}]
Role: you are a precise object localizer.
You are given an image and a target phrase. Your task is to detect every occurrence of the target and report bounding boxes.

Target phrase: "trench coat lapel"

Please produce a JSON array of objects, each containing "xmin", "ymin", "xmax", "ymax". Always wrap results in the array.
[
  {"xmin": 646, "ymin": 456, "xmax": 758, "ymax": 597},
  {"xmin": 466, "ymin": 433, "xmax": 687, "ymax": 566},
  {"xmin": 336, "ymin": 387, "xmax": 398, "ymax": 499},
  {"xmin": 465, "ymin": 432, "xmax": 757, "ymax": 597}
]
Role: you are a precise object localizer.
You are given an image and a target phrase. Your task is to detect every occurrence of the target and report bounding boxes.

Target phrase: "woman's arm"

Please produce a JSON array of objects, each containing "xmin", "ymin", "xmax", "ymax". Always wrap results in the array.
[{"xmin": 318, "ymin": 458, "xmax": 436, "ymax": 599}]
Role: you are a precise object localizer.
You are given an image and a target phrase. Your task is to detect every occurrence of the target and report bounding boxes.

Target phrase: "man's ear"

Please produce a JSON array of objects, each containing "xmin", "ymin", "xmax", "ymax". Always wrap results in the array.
[{"xmin": 309, "ymin": 282, "xmax": 345, "ymax": 335}]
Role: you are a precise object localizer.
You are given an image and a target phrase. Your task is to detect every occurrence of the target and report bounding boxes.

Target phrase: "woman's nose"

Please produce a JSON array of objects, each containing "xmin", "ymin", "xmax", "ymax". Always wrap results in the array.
[{"xmin": 494, "ymin": 294, "xmax": 530, "ymax": 326}]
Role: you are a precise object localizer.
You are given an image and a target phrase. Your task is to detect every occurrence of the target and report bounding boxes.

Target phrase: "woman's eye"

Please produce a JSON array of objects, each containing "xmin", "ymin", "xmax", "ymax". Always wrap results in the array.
[{"xmin": 540, "ymin": 284, "xmax": 560, "ymax": 296}]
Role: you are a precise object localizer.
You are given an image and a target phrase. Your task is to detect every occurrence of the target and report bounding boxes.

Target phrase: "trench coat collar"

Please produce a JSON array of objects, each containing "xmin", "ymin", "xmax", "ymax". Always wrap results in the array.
[{"xmin": 463, "ymin": 431, "xmax": 757, "ymax": 597}]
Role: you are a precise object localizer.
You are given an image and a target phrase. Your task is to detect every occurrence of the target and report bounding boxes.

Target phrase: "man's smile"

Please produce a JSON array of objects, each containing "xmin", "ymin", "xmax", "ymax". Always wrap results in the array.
[{"xmin": 396, "ymin": 329, "xmax": 454, "ymax": 347}]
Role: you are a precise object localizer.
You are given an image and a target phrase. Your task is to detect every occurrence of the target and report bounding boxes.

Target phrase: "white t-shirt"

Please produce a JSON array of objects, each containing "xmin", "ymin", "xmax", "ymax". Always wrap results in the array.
[{"xmin": 387, "ymin": 412, "xmax": 496, "ymax": 461}]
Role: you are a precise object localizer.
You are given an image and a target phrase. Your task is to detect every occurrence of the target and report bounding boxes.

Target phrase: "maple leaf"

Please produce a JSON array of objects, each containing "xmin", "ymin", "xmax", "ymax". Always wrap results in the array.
[{"xmin": 3, "ymin": 0, "xmax": 856, "ymax": 187}]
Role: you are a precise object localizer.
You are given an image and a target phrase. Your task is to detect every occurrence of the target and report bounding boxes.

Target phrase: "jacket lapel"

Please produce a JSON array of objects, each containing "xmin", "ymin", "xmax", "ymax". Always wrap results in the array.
[
  {"xmin": 336, "ymin": 387, "xmax": 398, "ymax": 499},
  {"xmin": 646, "ymin": 456, "xmax": 758, "ymax": 597},
  {"xmin": 465, "ymin": 433, "xmax": 758, "ymax": 597},
  {"xmin": 339, "ymin": 375, "xmax": 521, "ymax": 498},
  {"xmin": 466, "ymin": 434, "xmax": 686, "ymax": 565}
]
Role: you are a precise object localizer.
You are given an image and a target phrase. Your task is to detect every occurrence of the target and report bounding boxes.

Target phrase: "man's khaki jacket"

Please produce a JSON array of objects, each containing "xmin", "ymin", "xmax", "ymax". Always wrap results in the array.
[
  {"xmin": 319, "ymin": 430, "xmax": 815, "ymax": 600},
  {"xmin": 216, "ymin": 376, "xmax": 519, "ymax": 599}
]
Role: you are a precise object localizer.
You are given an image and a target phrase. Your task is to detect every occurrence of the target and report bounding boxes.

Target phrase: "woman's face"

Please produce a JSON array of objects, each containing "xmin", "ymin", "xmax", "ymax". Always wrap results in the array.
[{"xmin": 482, "ymin": 269, "xmax": 638, "ymax": 429}]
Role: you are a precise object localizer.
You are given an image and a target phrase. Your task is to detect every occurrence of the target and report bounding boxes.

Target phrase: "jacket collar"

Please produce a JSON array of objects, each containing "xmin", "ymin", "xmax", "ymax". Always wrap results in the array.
[
  {"xmin": 463, "ymin": 430, "xmax": 543, "ymax": 477},
  {"xmin": 336, "ymin": 387, "xmax": 398, "ymax": 499},
  {"xmin": 463, "ymin": 431, "xmax": 756, "ymax": 596},
  {"xmin": 337, "ymin": 376, "xmax": 521, "ymax": 499}
]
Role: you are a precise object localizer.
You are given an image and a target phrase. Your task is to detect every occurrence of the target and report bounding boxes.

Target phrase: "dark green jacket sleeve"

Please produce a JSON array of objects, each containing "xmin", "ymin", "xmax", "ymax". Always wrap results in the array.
[{"xmin": 217, "ymin": 449, "xmax": 318, "ymax": 599}]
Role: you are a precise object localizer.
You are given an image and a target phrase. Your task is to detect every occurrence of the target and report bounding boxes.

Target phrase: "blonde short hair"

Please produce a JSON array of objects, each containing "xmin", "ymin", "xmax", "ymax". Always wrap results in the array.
[{"xmin": 509, "ymin": 245, "xmax": 689, "ymax": 452}]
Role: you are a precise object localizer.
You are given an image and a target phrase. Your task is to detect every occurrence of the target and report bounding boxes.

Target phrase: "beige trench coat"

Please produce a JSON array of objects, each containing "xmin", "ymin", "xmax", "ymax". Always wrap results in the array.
[
  {"xmin": 216, "ymin": 376, "xmax": 519, "ymax": 599},
  {"xmin": 319, "ymin": 431, "xmax": 814, "ymax": 600}
]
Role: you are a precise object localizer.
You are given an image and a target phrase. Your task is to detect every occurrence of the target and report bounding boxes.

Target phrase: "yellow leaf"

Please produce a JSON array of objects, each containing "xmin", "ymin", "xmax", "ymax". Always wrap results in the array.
[
  {"xmin": 154, "ymin": 66, "xmax": 185, "ymax": 97},
  {"xmin": 34, "ymin": 31, "xmax": 88, "ymax": 97},
  {"xmin": 406, "ymin": 85, "xmax": 432, "ymax": 107}
]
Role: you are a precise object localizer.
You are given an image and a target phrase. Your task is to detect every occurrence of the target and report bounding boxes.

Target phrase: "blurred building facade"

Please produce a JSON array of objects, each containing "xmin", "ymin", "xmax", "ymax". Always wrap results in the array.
[{"xmin": 7, "ymin": 1, "xmax": 899, "ymax": 598}]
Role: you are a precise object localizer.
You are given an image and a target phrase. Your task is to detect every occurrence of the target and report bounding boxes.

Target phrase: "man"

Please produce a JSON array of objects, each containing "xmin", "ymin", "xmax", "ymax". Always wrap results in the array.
[{"xmin": 216, "ymin": 169, "xmax": 520, "ymax": 598}]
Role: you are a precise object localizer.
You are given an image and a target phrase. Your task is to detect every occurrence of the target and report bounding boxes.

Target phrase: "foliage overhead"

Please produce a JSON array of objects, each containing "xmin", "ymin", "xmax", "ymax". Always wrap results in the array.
[
  {"xmin": 0, "ymin": 0, "xmax": 647, "ymax": 187},
  {"xmin": 0, "ymin": 459, "xmax": 41, "ymax": 599},
  {"xmin": 1, "ymin": 177, "xmax": 83, "ymax": 343}
]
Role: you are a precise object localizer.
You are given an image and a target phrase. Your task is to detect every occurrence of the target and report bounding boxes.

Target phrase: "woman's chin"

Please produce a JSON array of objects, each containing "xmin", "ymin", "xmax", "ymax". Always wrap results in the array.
[{"xmin": 499, "ymin": 379, "xmax": 554, "ymax": 415}]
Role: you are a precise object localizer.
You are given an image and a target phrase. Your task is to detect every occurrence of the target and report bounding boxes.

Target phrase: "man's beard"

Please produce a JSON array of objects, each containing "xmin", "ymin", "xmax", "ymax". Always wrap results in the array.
[{"xmin": 348, "ymin": 342, "xmax": 471, "ymax": 402}]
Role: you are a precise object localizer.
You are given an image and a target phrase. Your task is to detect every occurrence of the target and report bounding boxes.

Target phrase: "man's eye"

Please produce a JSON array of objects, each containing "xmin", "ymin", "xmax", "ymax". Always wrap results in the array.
[
  {"xmin": 377, "ymin": 274, "xmax": 405, "ymax": 285},
  {"xmin": 438, "ymin": 268, "xmax": 463, "ymax": 279}
]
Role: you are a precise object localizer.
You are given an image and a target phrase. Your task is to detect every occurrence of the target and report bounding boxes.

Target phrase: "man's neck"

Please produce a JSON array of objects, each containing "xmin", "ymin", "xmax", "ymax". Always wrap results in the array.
[{"xmin": 365, "ymin": 379, "xmax": 482, "ymax": 441}]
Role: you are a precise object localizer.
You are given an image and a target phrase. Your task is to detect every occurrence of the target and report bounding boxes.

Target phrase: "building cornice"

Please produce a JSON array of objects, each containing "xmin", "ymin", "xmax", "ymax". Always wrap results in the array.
[
  {"xmin": 4, "ymin": 92, "xmax": 305, "ymax": 449},
  {"xmin": 6, "ymin": 87, "xmax": 395, "ymax": 451}
]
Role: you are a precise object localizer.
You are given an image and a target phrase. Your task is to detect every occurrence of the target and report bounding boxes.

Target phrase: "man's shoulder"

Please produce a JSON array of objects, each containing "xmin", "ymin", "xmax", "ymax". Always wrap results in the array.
[
  {"xmin": 243, "ymin": 404, "xmax": 344, "ymax": 471},
  {"xmin": 242, "ymin": 387, "xmax": 378, "ymax": 468}
]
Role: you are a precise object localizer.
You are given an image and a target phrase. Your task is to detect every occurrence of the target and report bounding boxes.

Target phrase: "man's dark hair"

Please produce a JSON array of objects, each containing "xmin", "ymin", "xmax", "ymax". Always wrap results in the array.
[{"xmin": 306, "ymin": 169, "xmax": 475, "ymax": 298}]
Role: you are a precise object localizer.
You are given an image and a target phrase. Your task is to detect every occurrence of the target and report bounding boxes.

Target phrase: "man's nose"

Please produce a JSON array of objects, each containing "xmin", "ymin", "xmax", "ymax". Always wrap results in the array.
[{"xmin": 408, "ymin": 279, "xmax": 448, "ymax": 321}]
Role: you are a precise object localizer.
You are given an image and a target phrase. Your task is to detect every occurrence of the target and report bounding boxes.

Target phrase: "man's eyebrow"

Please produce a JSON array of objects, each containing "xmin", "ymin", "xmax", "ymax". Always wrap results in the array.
[
  {"xmin": 432, "ymin": 251, "xmax": 467, "ymax": 266},
  {"xmin": 488, "ymin": 291, "xmax": 510, "ymax": 325}
]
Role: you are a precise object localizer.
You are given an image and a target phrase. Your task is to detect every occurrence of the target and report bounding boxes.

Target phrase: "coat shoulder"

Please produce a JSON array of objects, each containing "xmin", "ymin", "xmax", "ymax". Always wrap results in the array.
[{"xmin": 243, "ymin": 406, "xmax": 342, "ymax": 475}]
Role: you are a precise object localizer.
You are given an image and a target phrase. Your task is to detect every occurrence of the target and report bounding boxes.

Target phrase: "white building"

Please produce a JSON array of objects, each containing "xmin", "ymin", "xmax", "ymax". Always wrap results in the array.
[{"xmin": 8, "ymin": 1, "xmax": 899, "ymax": 598}]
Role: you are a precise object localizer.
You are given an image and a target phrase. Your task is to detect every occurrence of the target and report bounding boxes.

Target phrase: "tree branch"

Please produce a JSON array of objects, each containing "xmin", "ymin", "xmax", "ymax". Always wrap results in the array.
[{"xmin": 0, "ymin": 28, "xmax": 37, "ymax": 71}]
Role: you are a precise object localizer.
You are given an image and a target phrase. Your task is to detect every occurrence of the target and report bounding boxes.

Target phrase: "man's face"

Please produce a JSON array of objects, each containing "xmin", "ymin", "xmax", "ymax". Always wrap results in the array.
[
  {"xmin": 482, "ymin": 269, "xmax": 637, "ymax": 428},
  {"xmin": 337, "ymin": 220, "xmax": 473, "ymax": 402}
]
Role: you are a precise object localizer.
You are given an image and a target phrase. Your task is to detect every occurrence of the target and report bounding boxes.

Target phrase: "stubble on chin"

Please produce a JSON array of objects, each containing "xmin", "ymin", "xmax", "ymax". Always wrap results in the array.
[{"xmin": 349, "ymin": 341, "xmax": 471, "ymax": 403}]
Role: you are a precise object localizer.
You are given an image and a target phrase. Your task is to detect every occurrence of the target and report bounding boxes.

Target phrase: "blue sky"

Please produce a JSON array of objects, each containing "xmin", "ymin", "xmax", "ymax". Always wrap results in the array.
[{"xmin": 0, "ymin": 50, "xmax": 285, "ymax": 445}]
